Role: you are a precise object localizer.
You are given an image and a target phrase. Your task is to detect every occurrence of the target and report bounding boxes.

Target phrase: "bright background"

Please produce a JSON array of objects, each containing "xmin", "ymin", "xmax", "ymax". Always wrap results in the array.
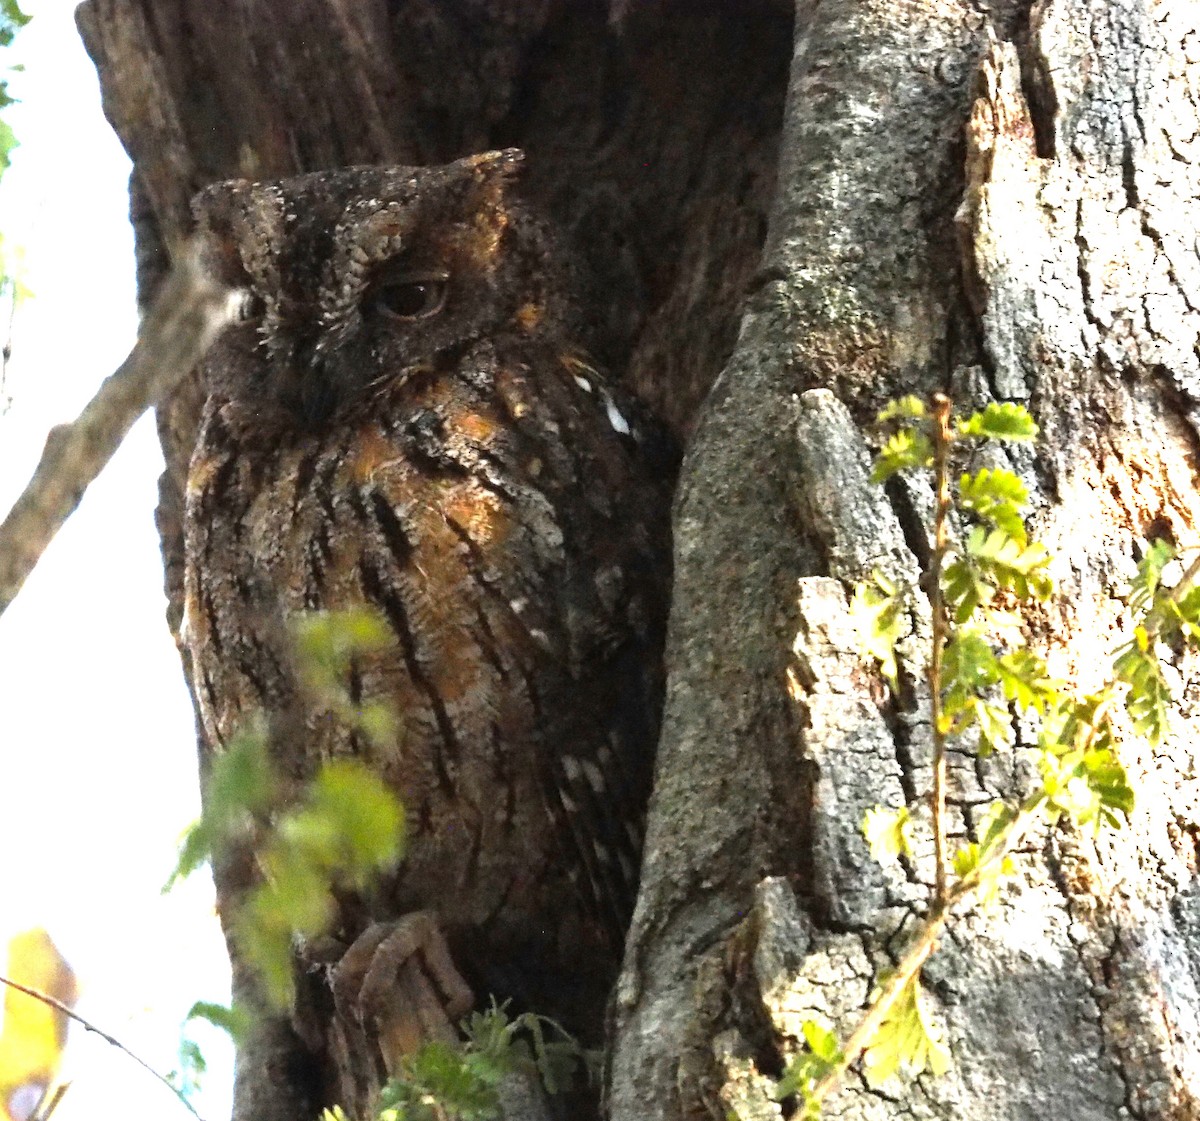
[{"xmin": 0, "ymin": 2, "xmax": 234, "ymax": 1118}]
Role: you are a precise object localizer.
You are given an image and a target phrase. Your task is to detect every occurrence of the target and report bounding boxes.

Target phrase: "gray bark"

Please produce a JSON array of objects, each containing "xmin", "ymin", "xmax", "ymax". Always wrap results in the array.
[
  {"xmin": 70, "ymin": 1, "xmax": 1200, "ymax": 1119},
  {"xmin": 610, "ymin": 2, "xmax": 1200, "ymax": 1119}
]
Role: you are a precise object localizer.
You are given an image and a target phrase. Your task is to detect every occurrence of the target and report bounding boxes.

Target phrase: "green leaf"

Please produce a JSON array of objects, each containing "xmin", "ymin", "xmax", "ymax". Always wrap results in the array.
[
  {"xmin": 996, "ymin": 649, "xmax": 1059, "ymax": 715},
  {"xmin": 958, "ymin": 467, "xmax": 1029, "ymax": 542},
  {"xmin": 876, "ymin": 396, "xmax": 928, "ymax": 424},
  {"xmin": 1128, "ymin": 539, "xmax": 1175, "ymax": 612},
  {"xmin": 257, "ymin": 846, "xmax": 338, "ymax": 934},
  {"xmin": 163, "ymin": 820, "xmax": 213, "ymax": 891},
  {"xmin": 849, "ymin": 575, "xmax": 904, "ymax": 688},
  {"xmin": 953, "ymin": 842, "xmax": 1016, "ymax": 910},
  {"xmin": 0, "ymin": 0, "xmax": 31, "ymax": 33},
  {"xmin": 953, "ymin": 802, "xmax": 1022, "ymax": 905},
  {"xmin": 940, "ymin": 632, "xmax": 1007, "ymax": 745},
  {"xmin": 1174, "ymin": 584, "xmax": 1200, "ymax": 634},
  {"xmin": 360, "ymin": 701, "xmax": 401, "ymax": 748},
  {"xmin": 941, "ymin": 632, "xmax": 1000, "ymax": 693},
  {"xmin": 0, "ymin": 116, "xmax": 15, "ymax": 174},
  {"xmin": 1038, "ymin": 736, "xmax": 1133, "ymax": 830},
  {"xmin": 973, "ymin": 699, "xmax": 1014, "ymax": 755},
  {"xmin": 958, "ymin": 402, "xmax": 1038, "ymax": 442},
  {"xmin": 952, "ymin": 842, "xmax": 980, "ymax": 880},
  {"xmin": 386, "ymin": 1039, "xmax": 502, "ymax": 1119},
  {"xmin": 1082, "ymin": 748, "xmax": 1135, "ymax": 820},
  {"xmin": 863, "ymin": 805, "xmax": 914, "ymax": 864},
  {"xmin": 205, "ymin": 719, "xmax": 277, "ymax": 822},
  {"xmin": 164, "ymin": 720, "xmax": 277, "ymax": 889},
  {"xmin": 942, "ymin": 555, "xmax": 993, "ymax": 623},
  {"xmin": 303, "ymin": 759, "xmax": 407, "ymax": 883},
  {"xmin": 1113, "ymin": 637, "xmax": 1172, "ymax": 744},
  {"xmin": 802, "ymin": 1020, "xmax": 842, "ymax": 1064},
  {"xmin": 377, "ymin": 1003, "xmax": 586, "ymax": 1121},
  {"xmin": 964, "ymin": 526, "xmax": 1053, "ymax": 599},
  {"xmin": 185, "ymin": 1001, "xmax": 251, "ymax": 1043},
  {"xmin": 862, "ymin": 978, "xmax": 950, "ymax": 1088},
  {"xmin": 292, "ymin": 606, "xmax": 394, "ymax": 699},
  {"xmin": 871, "ymin": 427, "xmax": 934, "ymax": 483},
  {"xmin": 166, "ymin": 1038, "xmax": 207, "ymax": 1100},
  {"xmin": 775, "ymin": 1019, "xmax": 842, "ymax": 1103}
]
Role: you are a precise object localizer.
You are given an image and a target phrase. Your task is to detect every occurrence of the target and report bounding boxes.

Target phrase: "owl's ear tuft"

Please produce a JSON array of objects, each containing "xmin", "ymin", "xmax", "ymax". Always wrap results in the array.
[
  {"xmin": 193, "ymin": 179, "xmax": 257, "ymax": 288},
  {"xmin": 192, "ymin": 178, "xmax": 255, "ymax": 234}
]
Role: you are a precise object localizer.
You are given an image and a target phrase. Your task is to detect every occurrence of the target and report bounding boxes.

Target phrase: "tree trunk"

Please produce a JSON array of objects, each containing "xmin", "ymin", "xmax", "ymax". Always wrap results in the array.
[{"xmin": 76, "ymin": 1, "xmax": 1200, "ymax": 1119}]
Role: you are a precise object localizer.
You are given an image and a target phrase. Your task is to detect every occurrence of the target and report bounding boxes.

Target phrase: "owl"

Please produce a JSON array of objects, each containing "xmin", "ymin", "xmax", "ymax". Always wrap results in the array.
[{"xmin": 182, "ymin": 150, "xmax": 672, "ymax": 1118}]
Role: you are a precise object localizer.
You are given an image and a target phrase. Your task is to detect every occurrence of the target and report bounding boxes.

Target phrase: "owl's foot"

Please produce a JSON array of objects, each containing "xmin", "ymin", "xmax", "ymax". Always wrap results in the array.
[{"xmin": 331, "ymin": 911, "xmax": 475, "ymax": 1074}]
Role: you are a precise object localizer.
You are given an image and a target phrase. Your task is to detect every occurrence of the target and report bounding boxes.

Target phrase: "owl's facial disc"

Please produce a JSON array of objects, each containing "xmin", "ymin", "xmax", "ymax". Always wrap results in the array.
[{"xmin": 195, "ymin": 152, "xmax": 555, "ymax": 435}]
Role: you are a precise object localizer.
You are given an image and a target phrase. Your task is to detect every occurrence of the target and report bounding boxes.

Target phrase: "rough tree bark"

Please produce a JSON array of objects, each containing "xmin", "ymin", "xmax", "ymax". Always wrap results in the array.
[{"xmin": 75, "ymin": 1, "xmax": 1200, "ymax": 1119}]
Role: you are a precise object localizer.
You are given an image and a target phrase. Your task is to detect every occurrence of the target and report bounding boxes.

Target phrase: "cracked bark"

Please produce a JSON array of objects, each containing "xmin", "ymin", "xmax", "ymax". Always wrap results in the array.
[
  {"xmin": 68, "ymin": 0, "xmax": 1200, "ymax": 1118},
  {"xmin": 612, "ymin": 2, "xmax": 1200, "ymax": 1119}
]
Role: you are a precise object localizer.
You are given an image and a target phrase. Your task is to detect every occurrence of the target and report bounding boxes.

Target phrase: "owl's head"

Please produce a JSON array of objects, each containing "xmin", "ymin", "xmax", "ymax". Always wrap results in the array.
[{"xmin": 194, "ymin": 150, "xmax": 570, "ymax": 432}]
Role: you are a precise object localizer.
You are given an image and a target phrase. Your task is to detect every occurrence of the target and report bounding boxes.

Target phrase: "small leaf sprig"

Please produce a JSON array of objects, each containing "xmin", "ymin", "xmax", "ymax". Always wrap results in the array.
[
  {"xmin": 779, "ymin": 394, "xmax": 1200, "ymax": 1116},
  {"xmin": 167, "ymin": 608, "xmax": 407, "ymax": 1011},
  {"xmin": 320, "ymin": 1000, "xmax": 591, "ymax": 1121}
]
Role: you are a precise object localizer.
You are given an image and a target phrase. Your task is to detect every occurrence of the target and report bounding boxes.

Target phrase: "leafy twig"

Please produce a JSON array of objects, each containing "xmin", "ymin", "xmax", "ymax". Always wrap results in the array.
[
  {"xmin": 805, "ymin": 786, "xmax": 1044, "ymax": 1108},
  {"xmin": 928, "ymin": 392, "xmax": 953, "ymax": 903}
]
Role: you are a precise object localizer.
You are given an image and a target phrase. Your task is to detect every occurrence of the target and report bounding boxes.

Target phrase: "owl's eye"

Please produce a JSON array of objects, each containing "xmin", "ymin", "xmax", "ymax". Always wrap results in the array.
[{"xmin": 369, "ymin": 273, "xmax": 449, "ymax": 320}]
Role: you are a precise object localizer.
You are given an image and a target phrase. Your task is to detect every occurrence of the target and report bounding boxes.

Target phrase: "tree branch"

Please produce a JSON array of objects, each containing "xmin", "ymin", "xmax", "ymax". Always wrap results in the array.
[
  {"xmin": 0, "ymin": 971, "xmax": 207, "ymax": 1121},
  {"xmin": 0, "ymin": 246, "xmax": 237, "ymax": 616}
]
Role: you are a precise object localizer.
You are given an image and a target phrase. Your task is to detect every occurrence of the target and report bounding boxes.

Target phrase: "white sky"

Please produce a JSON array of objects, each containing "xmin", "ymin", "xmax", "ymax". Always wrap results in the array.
[{"xmin": 0, "ymin": 2, "xmax": 233, "ymax": 1118}]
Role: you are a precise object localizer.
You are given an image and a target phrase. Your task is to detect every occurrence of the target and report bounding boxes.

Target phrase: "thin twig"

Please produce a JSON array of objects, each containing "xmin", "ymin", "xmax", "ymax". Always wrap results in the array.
[
  {"xmin": 808, "ymin": 521, "xmax": 1200, "ymax": 1107},
  {"xmin": 0, "ymin": 972, "xmax": 206, "ymax": 1121},
  {"xmin": 928, "ymin": 393, "xmax": 954, "ymax": 903},
  {"xmin": 808, "ymin": 790, "xmax": 1046, "ymax": 1106},
  {"xmin": 31, "ymin": 1080, "xmax": 70, "ymax": 1121},
  {"xmin": 0, "ymin": 244, "xmax": 238, "ymax": 616}
]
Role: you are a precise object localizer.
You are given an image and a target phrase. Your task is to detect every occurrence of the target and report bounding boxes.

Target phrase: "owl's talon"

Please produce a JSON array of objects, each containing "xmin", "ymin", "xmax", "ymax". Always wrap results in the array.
[{"xmin": 331, "ymin": 912, "xmax": 474, "ymax": 1075}]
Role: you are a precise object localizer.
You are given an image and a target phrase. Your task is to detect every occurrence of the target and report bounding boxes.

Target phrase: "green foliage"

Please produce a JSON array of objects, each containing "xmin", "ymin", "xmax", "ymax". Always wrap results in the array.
[
  {"xmin": 165, "ymin": 719, "xmax": 277, "ymax": 890},
  {"xmin": 951, "ymin": 801, "xmax": 1018, "ymax": 909},
  {"xmin": 861, "ymin": 977, "xmax": 950, "ymax": 1088},
  {"xmin": 774, "ymin": 1021, "xmax": 842, "ymax": 1117},
  {"xmin": 956, "ymin": 401, "xmax": 1038, "ymax": 442},
  {"xmin": 849, "ymin": 573, "xmax": 905, "ymax": 689},
  {"xmin": 862, "ymin": 806, "xmax": 914, "ymax": 864},
  {"xmin": 166, "ymin": 1038, "xmax": 206, "ymax": 1103},
  {"xmin": 167, "ymin": 609, "xmax": 408, "ymax": 1008},
  {"xmin": 875, "ymin": 395, "xmax": 928, "ymax": 424},
  {"xmin": 775, "ymin": 396, "xmax": 1200, "ymax": 1117},
  {"xmin": 241, "ymin": 756, "xmax": 406, "ymax": 1006},
  {"xmin": 184, "ymin": 1000, "xmax": 252, "ymax": 1043},
  {"xmin": 293, "ymin": 607, "xmax": 402, "ymax": 748},
  {"xmin": 958, "ymin": 468, "xmax": 1029, "ymax": 542},
  {"xmin": 320, "ymin": 1002, "xmax": 589, "ymax": 1121},
  {"xmin": 869, "ymin": 427, "xmax": 933, "ymax": 484},
  {"xmin": 0, "ymin": 0, "xmax": 29, "ymax": 43},
  {"xmin": 0, "ymin": 0, "xmax": 28, "ymax": 176}
]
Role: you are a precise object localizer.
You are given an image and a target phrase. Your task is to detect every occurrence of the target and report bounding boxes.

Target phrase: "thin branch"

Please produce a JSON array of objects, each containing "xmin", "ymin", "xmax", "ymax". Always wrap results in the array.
[
  {"xmin": 928, "ymin": 392, "xmax": 953, "ymax": 903},
  {"xmin": 0, "ymin": 972, "xmax": 206, "ymax": 1121},
  {"xmin": 0, "ymin": 244, "xmax": 238, "ymax": 616}
]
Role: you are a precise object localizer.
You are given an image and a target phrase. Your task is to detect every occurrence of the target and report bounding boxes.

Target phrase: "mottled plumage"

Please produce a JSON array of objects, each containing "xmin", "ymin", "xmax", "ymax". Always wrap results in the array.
[{"xmin": 182, "ymin": 151, "xmax": 671, "ymax": 1115}]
